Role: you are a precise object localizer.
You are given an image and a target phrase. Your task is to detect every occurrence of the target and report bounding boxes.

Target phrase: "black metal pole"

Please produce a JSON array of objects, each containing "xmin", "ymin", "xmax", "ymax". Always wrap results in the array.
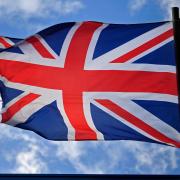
[{"xmin": 172, "ymin": 7, "xmax": 180, "ymax": 105}]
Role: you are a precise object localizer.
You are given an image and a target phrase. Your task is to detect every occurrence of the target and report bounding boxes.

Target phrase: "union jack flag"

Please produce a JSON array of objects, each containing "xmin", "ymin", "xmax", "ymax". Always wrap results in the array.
[{"xmin": 0, "ymin": 21, "xmax": 180, "ymax": 147}]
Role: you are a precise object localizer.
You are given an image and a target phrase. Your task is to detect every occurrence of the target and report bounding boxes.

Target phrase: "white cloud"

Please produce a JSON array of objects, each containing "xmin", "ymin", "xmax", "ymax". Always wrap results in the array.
[
  {"xmin": 60, "ymin": 1, "xmax": 85, "ymax": 15},
  {"xmin": 0, "ymin": 0, "xmax": 84, "ymax": 33},
  {"xmin": 0, "ymin": 115, "xmax": 179, "ymax": 174},
  {"xmin": 129, "ymin": 0, "xmax": 147, "ymax": 12},
  {"xmin": 51, "ymin": 140, "xmax": 180, "ymax": 174},
  {"xmin": 0, "ymin": 125, "xmax": 179, "ymax": 174},
  {"xmin": 121, "ymin": 141, "xmax": 179, "ymax": 174},
  {"xmin": 53, "ymin": 141, "xmax": 104, "ymax": 173},
  {"xmin": 0, "ymin": 0, "xmax": 84, "ymax": 19},
  {"xmin": 158, "ymin": 0, "xmax": 180, "ymax": 20},
  {"xmin": 14, "ymin": 144, "xmax": 47, "ymax": 173},
  {"xmin": 0, "ymin": 124, "xmax": 36, "ymax": 143},
  {"xmin": 54, "ymin": 141, "xmax": 84, "ymax": 160},
  {"xmin": 0, "ymin": 124, "xmax": 47, "ymax": 173},
  {"xmin": 128, "ymin": 0, "xmax": 180, "ymax": 20}
]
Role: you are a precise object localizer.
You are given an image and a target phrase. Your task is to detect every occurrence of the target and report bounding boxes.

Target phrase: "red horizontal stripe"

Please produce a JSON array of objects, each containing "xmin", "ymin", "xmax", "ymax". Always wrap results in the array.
[
  {"xmin": 2, "ymin": 93, "xmax": 40, "ymax": 123},
  {"xmin": 96, "ymin": 99, "xmax": 180, "ymax": 148},
  {"xmin": 26, "ymin": 36, "xmax": 55, "ymax": 59},
  {"xmin": 0, "ymin": 60, "xmax": 177, "ymax": 96},
  {"xmin": 112, "ymin": 29, "xmax": 173, "ymax": 63},
  {"xmin": 82, "ymin": 70, "xmax": 177, "ymax": 96}
]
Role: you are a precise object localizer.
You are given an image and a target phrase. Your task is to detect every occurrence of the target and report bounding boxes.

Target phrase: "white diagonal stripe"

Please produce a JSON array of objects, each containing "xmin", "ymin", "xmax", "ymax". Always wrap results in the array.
[
  {"xmin": 6, "ymin": 95, "xmax": 55, "ymax": 126},
  {"xmin": 85, "ymin": 24, "xmax": 108, "ymax": 69},
  {"xmin": 93, "ymin": 22, "xmax": 173, "ymax": 64},
  {"xmin": 19, "ymin": 41, "xmax": 43, "ymax": 59},
  {"xmin": 56, "ymin": 91, "xmax": 75, "ymax": 140},
  {"xmin": 124, "ymin": 37, "xmax": 173, "ymax": 64},
  {"xmin": 1, "ymin": 92, "xmax": 29, "ymax": 113},
  {"xmin": 3, "ymin": 37, "xmax": 14, "ymax": 46},
  {"xmin": 83, "ymin": 93, "xmax": 104, "ymax": 140},
  {"xmin": 112, "ymin": 98, "xmax": 180, "ymax": 142},
  {"xmin": 59, "ymin": 22, "xmax": 82, "ymax": 65},
  {"xmin": 0, "ymin": 23, "xmax": 82, "ymax": 68},
  {"xmin": 92, "ymin": 99, "xmax": 163, "ymax": 143},
  {"xmin": 0, "ymin": 76, "xmax": 58, "ymax": 96},
  {"xmin": 0, "ymin": 37, "xmax": 14, "ymax": 48},
  {"xmin": 35, "ymin": 34, "xmax": 58, "ymax": 59}
]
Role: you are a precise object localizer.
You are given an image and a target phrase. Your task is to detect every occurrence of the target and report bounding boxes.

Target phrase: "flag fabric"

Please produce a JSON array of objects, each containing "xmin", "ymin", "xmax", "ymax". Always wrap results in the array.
[
  {"xmin": 0, "ymin": 36, "xmax": 21, "ymax": 51},
  {"xmin": 0, "ymin": 21, "xmax": 180, "ymax": 147}
]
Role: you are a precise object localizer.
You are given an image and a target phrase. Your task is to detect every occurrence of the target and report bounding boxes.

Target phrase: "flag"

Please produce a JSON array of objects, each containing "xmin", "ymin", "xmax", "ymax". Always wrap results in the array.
[
  {"xmin": 0, "ymin": 21, "xmax": 180, "ymax": 147},
  {"xmin": 0, "ymin": 36, "xmax": 21, "ymax": 51}
]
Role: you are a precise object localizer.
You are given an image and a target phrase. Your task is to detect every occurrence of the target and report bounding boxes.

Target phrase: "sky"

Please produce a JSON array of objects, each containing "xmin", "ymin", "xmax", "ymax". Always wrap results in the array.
[{"xmin": 0, "ymin": 0, "xmax": 180, "ymax": 174}]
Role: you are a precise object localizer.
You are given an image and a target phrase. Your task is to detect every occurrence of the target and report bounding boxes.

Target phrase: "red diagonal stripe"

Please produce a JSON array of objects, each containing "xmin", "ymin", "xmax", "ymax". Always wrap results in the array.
[
  {"xmin": 96, "ymin": 99, "xmax": 180, "ymax": 148},
  {"xmin": 26, "ymin": 36, "xmax": 55, "ymax": 59},
  {"xmin": 2, "ymin": 93, "xmax": 40, "ymax": 123},
  {"xmin": 111, "ymin": 29, "xmax": 173, "ymax": 63},
  {"xmin": 0, "ymin": 37, "xmax": 12, "ymax": 48}
]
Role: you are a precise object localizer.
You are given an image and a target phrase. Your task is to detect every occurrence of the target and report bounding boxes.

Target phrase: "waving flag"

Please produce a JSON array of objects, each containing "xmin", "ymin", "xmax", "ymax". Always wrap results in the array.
[
  {"xmin": 0, "ymin": 36, "xmax": 21, "ymax": 50},
  {"xmin": 0, "ymin": 21, "xmax": 179, "ymax": 147}
]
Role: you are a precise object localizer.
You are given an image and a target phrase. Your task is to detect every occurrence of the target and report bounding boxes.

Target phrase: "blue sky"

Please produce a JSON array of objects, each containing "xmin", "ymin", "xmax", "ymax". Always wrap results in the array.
[{"xmin": 0, "ymin": 0, "xmax": 180, "ymax": 174}]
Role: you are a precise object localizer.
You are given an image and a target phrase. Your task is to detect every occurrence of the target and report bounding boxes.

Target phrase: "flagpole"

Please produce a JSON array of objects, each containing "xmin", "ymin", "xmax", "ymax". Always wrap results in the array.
[{"xmin": 172, "ymin": 7, "xmax": 180, "ymax": 105}]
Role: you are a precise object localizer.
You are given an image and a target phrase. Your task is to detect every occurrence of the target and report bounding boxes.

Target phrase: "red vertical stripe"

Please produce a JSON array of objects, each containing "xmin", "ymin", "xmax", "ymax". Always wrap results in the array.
[
  {"xmin": 63, "ymin": 92, "xmax": 97, "ymax": 140},
  {"xmin": 63, "ymin": 22, "xmax": 103, "ymax": 140}
]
